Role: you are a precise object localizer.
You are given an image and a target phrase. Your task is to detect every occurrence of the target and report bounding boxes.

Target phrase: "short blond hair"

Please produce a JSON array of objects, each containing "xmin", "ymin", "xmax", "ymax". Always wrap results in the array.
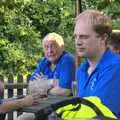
[
  {"xmin": 43, "ymin": 32, "xmax": 64, "ymax": 46},
  {"xmin": 76, "ymin": 10, "xmax": 112, "ymax": 36}
]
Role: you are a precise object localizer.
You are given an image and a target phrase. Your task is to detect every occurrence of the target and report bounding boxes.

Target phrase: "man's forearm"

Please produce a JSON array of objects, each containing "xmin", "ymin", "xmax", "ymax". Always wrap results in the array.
[
  {"xmin": 0, "ymin": 99, "xmax": 24, "ymax": 113},
  {"xmin": 49, "ymin": 87, "xmax": 71, "ymax": 96}
]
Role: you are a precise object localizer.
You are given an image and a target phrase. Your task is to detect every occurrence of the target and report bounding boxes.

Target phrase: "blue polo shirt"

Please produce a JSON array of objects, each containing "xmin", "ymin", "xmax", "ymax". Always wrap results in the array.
[
  {"xmin": 77, "ymin": 48, "xmax": 120, "ymax": 118},
  {"xmin": 30, "ymin": 51, "xmax": 75, "ymax": 89}
]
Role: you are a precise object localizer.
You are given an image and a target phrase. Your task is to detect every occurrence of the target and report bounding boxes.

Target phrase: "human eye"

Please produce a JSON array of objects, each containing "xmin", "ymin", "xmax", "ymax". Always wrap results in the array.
[
  {"xmin": 51, "ymin": 44, "xmax": 56, "ymax": 49},
  {"xmin": 74, "ymin": 34, "xmax": 89, "ymax": 40},
  {"xmin": 44, "ymin": 45, "xmax": 49, "ymax": 49},
  {"xmin": 80, "ymin": 35, "xmax": 89, "ymax": 39}
]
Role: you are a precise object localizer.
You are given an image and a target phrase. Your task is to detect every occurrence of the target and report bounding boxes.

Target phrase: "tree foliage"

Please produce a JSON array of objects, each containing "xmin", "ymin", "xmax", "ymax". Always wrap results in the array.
[
  {"xmin": 82, "ymin": 0, "xmax": 120, "ymax": 29},
  {"xmin": 0, "ymin": 0, "xmax": 120, "ymax": 75},
  {"xmin": 0, "ymin": 0, "xmax": 75, "ymax": 75}
]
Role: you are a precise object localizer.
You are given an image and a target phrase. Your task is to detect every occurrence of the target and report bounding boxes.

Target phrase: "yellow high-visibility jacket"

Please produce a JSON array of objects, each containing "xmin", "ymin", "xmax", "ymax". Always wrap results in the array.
[{"xmin": 56, "ymin": 96, "xmax": 117, "ymax": 120}]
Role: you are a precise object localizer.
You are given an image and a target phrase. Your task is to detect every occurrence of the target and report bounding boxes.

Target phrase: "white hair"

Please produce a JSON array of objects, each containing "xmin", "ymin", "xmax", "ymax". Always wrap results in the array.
[{"xmin": 43, "ymin": 32, "xmax": 64, "ymax": 46}]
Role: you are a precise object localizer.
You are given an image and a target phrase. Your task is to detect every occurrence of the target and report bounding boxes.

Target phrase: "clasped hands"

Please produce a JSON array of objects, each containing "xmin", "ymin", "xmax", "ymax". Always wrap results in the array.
[{"xmin": 28, "ymin": 73, "xmax": 58, "ymax": 97}]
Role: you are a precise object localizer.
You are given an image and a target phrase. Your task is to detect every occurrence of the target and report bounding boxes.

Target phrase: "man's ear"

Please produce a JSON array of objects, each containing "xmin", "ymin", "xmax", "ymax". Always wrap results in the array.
[
  {"xmin": 101, "ymin": 33, "xmax": 109, "ymax": 44},
  {"xmin": 61, "ymin": 45, "xmax": 64, "ymax": 51}
]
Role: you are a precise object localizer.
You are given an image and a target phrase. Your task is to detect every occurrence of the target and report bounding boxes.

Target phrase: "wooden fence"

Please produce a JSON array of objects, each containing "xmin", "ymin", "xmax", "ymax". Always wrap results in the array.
[{"xmin": 0, "ymin": 73, "xmax": 30, "ymax": 120}]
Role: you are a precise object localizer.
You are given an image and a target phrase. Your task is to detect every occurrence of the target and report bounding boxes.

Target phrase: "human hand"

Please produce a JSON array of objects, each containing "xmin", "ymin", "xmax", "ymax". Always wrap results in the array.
[
  {"xmin": 49, "ymin": 79, "xmax": 59, "ymax": 87},
  {"xmin": 28, "ymin": 75, "xmax": 52, "ymax": 96},
  {"xmin": 34, "ymin": 73, "xmax": 47, "ymax": 81},
  {"xmin": 21, "ymin": 93, "xmax": 41, "ymax": 107}
]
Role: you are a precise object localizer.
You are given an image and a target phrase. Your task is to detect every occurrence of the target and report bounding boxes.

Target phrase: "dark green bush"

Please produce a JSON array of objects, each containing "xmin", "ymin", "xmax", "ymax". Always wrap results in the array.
[{"xmin": 0, "ymin": 0, "xmax": 75, "ymax": 75}]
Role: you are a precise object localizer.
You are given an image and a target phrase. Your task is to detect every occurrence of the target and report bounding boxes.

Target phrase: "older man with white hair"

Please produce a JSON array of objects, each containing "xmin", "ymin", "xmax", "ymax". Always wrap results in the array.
[
  {"xmin": 30, "ymin": 32, "xmax": 75, "ymax": 96},
  {"xmin": 17, "ymin": 32, "xmax": 75, "ymax": 120}
]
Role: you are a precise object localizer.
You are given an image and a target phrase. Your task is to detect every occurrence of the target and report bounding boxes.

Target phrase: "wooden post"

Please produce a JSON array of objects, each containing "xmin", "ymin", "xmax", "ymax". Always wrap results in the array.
[
  {"xmin": 75, "ymin": 0, "xmax": 82, "ymax": 16},
  {"xmin": 0, "ymin": 75, "xmax": 6, "ymax": 120},
  {"xmin": 26, "ymin": 74, "xmax": 31, "ymax": 94},
  {"xmin": 17, "ymin": 73, "xmax": 23, "ymax": 96},
  {"xmin": 8, "ymin": 73, "xmax": 14, "ymax": 120},
  {"xmin": 17, "ymin": 73, "xmax": 24, "ymax": 116},
  {"xmin": 75, "ymin": 0, "xmax": 82, "ymax": 67},
  {"xmin": 73, "ymin": 0, "xmax": 82, "ymax": 97},
  {"xmin": 0, "ymin": 75, "xmax": 4, "ymax": 99}
]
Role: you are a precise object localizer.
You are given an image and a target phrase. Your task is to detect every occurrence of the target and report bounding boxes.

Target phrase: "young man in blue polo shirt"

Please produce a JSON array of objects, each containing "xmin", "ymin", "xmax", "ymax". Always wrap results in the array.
[
  {"xmin": 17, "ymin": 33, "xmax": 75, "ymax": 120},
  {"xmin": 74, "ymin": 10, "xmax": 120, "ymax": 118}
]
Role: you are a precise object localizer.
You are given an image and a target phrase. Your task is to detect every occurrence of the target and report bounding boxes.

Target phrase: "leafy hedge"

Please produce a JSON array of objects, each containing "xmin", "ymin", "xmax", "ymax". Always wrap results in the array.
[
  {"xmin": 82, "ymin": 0, "xmax": 120, "ymax": 29},
  {"xmin": 0, "ymin": 0, "xmax": 75, "ymax": 75}
]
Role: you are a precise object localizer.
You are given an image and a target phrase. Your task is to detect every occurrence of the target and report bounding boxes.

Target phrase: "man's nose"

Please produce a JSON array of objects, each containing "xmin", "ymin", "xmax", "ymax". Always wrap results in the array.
[
  {"xmin": 47, "ymin": 47, "xmax": 53, "ymax": 53},
  {"xmin": 75, "ymin": 35, "xmax": 83, "ymax": 42},
  {"xmin": 75, "ymin": 39, "xmax": 83, "ymax": 46}
]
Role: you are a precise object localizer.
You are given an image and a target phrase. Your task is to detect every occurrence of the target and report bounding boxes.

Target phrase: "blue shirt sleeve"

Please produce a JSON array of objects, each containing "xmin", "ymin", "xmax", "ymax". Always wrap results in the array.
[
  {"xmin": 29, "ymin": 58, "xmax": 46, "ymax": 81},
  {"xmin": 58, "ymin": 55, "xmax": 75, "ymax": 89}
]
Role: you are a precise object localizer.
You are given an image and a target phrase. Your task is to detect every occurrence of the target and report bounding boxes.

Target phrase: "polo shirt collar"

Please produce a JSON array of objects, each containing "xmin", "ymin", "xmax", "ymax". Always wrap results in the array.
[
  {"xmin": 96, "ymin": 48, "xmax": 114, "ymax": 68},
  {"xmin": 81, "ymin": 48, "xmax": 113, "ymax": 72}
]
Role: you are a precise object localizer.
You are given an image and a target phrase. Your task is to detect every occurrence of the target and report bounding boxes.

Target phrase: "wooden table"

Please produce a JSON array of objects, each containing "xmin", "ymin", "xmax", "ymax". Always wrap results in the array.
[{"xmin": 20, "ymin": 95, "xmax": 72, "ymax": 120}]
